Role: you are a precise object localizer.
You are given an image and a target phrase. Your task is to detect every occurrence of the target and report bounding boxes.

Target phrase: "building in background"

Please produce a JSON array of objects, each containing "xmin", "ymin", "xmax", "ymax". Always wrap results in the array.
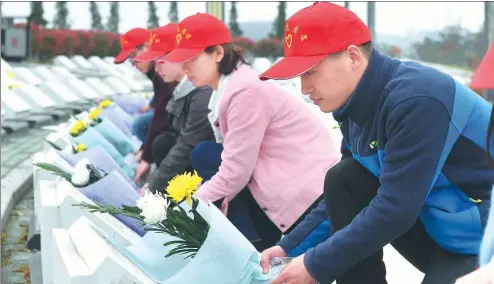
[{"xmin": 1, "ymin": 16, "xmax": 30, "ymax": 61}]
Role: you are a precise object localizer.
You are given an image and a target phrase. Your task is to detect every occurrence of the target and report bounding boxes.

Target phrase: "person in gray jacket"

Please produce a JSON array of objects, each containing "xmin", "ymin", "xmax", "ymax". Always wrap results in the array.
[{"xmin": 134, "ymin": 23, "xmax": 215, "ymax": 193}]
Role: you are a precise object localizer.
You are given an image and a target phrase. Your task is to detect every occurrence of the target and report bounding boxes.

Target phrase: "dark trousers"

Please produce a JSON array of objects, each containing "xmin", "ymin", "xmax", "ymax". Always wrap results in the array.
[
  {"xmin": 191, "ymin": 141, "xmax": 321, "ymax": 251},
  {"xmin": 325, "ymin": 158, "xmax": 478, "ymax": 284},
  {"xmin": 152, "ymin": 131, "xmax": 193, "ymax": 171}
]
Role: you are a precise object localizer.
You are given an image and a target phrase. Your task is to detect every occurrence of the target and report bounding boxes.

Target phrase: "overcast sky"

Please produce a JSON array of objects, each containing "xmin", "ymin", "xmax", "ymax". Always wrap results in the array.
[{"xmin": 1, "ymin": 1, "xmax": 486, "ymax": 36}]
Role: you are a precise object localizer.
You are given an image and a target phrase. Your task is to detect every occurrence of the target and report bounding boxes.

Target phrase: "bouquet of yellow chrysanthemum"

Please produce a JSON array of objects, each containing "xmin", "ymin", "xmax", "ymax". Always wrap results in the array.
[
  {"xmin": 69, "ymin": 119, "xmax": 88, "ymax": 137},
  {"xmin": 88, "ymin": 107, "xmax": 103, "ymax": 126},
  {"xmin": 75, "ymin": 170, "xmax": 209, "ymax": 259},
  {"xmin": 98, "ymin": 99, "xmax": 113, "ymax": 109}
]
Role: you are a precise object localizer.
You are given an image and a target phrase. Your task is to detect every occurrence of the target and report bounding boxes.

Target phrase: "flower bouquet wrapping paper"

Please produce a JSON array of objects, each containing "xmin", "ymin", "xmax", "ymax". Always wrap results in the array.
[
  {"xmin": 112, "ymin": 94, "xmax": 150, "ymax": 115},
  {"xmin": 78, "ymin": 171, "xmax": 146, "ymax": 236},
  {"xmin": 76, "ymin": 170, "xmax": 286, "ymax": 283},
  {"xmin": 97, "ymin": 201, "xmax": 281, "ymax": 284},
  {"xmin": 73, "ymin": 127, "xmax": 135, "ymax": 179},
  {"xmin": 92, "ymin": 118, "xmax": 138, "ymax": 156},
  {"xmin": 99, "ymin": 103, "xmax": 134, "ymax": 138},
  {"xmin": 57, "ymin": 145, "xmax": 138, "ymax": 191}
]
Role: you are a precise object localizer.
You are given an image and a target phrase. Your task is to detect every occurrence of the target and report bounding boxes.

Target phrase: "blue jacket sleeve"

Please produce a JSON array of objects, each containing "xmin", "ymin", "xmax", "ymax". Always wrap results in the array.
[
  {"xmin": 303, "ymin": 97, "xmax": 452, "ymax": 283},
  {"xmin": 277, "ymin": 138, "xmax": 351, "ymax": 254},
  {"xmin": 277, "ymin": 199, "xmax": 329, "ymax": 254},
  {"xmin": 341, "ymin": 139, "xmax": 352, "ymax": 160}
]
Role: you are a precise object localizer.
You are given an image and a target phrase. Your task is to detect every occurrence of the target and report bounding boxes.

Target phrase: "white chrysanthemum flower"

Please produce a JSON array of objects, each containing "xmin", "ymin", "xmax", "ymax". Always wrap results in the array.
[
  {"xmin": 71, "ymin": 158, "xmax": 91, "ymax": 186},
  {"xmin": 136, "ymin": 192, "xmax": 168, "ymax": 224}
]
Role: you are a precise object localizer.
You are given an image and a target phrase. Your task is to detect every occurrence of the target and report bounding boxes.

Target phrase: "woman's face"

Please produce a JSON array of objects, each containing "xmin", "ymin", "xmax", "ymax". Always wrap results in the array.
[
  {"xmin": 155, "ymin": 60, "xmax": 183, "ymax": 83},
  {"xmin": 131, "ymin": 45, "xmax": 152, "ymax": 73},
  {"xmin": 181, "ymin": 46, "xmax": 223, "ymax": 88}
]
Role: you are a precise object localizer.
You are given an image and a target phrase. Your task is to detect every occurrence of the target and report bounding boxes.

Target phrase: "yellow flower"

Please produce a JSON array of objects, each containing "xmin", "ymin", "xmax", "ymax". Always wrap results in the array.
[
  {"xmin": 74, "ymin": 144, "xmax": 87, "ymax": 153},
  {"xmin": 69, "ymin": 120, "xmax": 87, "ymax": 136},
  {"xmin": 88, "ymin": 107, "xmax": 102, "ymax": 121},
  {"xmin": 98, "ymin": 99, "xmax": 113, "ymax": 109},
  {"xmin": 166, "ymin": 171, "xmax": 203, "ymax": 205},
  {"xmin": 7, "ymin": 70, "xmax": 14, "ymax": 79}
]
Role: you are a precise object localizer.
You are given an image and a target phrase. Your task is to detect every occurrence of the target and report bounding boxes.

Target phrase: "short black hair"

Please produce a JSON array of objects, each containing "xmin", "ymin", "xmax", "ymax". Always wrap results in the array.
[
  {"xmin": 204, "ymin": 43, "xmax": 249, "ymax": 75},
  {"xmin": 328, "ymin": 41, "xmax": 374, "ymax": 58}
]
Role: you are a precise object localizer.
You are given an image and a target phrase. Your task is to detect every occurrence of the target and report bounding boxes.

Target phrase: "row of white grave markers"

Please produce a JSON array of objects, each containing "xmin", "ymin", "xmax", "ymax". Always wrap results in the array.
[{"xmin": 34, "ymin": 148, "xmax": 147, "ymax": 284}]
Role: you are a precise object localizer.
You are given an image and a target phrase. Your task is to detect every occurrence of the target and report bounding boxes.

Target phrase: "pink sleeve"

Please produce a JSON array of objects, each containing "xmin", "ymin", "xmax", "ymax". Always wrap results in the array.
[{"xmin": 196, "ymin": 87, "xmax": 270, "ymax": 203}]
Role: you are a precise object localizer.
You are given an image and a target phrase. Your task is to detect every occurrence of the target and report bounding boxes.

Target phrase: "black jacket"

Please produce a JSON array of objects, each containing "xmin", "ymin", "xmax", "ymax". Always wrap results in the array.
[{"xmin": 149, "ymin": 79, "xmax": 215, "ymax": 191}]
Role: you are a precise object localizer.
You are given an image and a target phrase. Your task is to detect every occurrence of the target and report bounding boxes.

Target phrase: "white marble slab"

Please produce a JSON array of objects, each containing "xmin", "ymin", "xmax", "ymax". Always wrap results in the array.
[
  {"xmin": 17, "ymin": 84, "xmax": 57, "ymax": 108},
  {"xmin": 68, "ymin": 79, "xmax": 100, "ymax": 99},
  {"xmin": 53, "ymin": 56, "xmax": 79, "ymax": 70},
  {"xmin": 52, "ymin": 217, "xmax": 154, "ymax": 284},
  {"xmin": 12, "ymin": 66, "xmax": 43, "ymax": 85},
  {"xmin": 85, "ymin": 77, "xmax": 115, "ymax": 97},
  {"xmin": 44, "ymin": 81, "xmax": 80, "ymax": 102},
  {"xmin": 1, "ymin": 87, "xmax": 32, "ymax": 113}
]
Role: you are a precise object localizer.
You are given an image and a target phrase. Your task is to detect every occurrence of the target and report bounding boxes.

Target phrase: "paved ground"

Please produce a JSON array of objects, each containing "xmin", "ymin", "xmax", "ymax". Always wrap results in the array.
[
  {"xmin": 1, "ymin": 128, "xmax": 49, "ymax": 178},
  {"xmin": 1, "ymin": 127, "xmax": 51, "ymax": 284},
  {"xmin": 1, "ymin": 189, "xmax": 35, "ymax": 284}
]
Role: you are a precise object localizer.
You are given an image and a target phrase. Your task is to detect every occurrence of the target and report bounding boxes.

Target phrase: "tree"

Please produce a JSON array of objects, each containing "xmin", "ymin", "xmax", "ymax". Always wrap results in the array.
[
  {"xmin": 107, "ymin": 2, "xmax": 120, "ymax": 33},
  {"xmin": 89, "ymin": 2, "xmax": 104, "ymax": 31},
  {"xmin": 53, "ymin": 2, "xmax": 70, "ymax": 29},
  {"xmin": 168, "ymin": 2, "xmax": 179, "ymax": 23},
  {"xmin": 30, "ymin": 2, "xmax": 48, "ymax": 27},
  {"xmin": 147, "ymin": 2, "xmax": 160, "ymax": 29},
  {"xmin": 229, "ymin": 2, "xmax": 243, "ymax": 37},
  {"xmin": 270, "ymin": 2, "xmax": 286, "ymax": 39},
  {"xmin": 412, "ymin": 25, "xmax": 487, "ymax": 69}
]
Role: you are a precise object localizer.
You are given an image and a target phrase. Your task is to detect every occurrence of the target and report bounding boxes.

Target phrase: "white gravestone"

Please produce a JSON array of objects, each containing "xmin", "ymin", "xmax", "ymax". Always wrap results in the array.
[
  {"xmin": 85, "ymin": 77, "xmax": 116, "ymax": 97},
  {"xmin": 68, "ymin": 79, "xmax": 100, "ymax": 99},
  {"xmin": 17, "ymin": 84, "xmax": 57, "ymax": 108},
  {"xmin": 51, "ymin": 66, "xmax": 79, "ymax": 81},
  {"xmin": 1, "ymin": 87, "xmax": 32, "ymax": 113},
  {"xmin": 53, "ymin": 56, "xmax": 79, "ymax": 71},
  {"xmin": 13, "ymin": 66, "xmax": 43, "ymax": 85},
  {"xmin": 71, "ymin": 56, "xmax": 94, "ymax": 70},
  {"xmin": 33, "ymin": 66, "xmax": 58, "ymax": 81},
  {"xmin": 38, "ymin": 177, "xmax": 142, "ymax": 284},
  {"xmin": 43, "ymin": 81, "xmax": 80, "ymax": 103},
  {"xmin": 52, "ymin": 217, "xmax": 154, "ymax": 284},
  {"xmin": 104, "ymin": 77, "xmax": 132, "ymax": 94}
]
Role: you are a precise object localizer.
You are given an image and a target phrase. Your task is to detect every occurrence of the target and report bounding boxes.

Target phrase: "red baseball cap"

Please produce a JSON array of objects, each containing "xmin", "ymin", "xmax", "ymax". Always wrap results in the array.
[
  {"xmin": 134, "ymin": 24, "xmax": 178, "ymax": 62},
  {"xmin": 470, "ymin": 41, "xmax": 494, "ymax": 89},
  {"xmin": 259, "ymin": 2, "xmax": 371, "ymax": 81},
  {"xmin": 160, "ymin": 13, "xmax": 232, "ymax": 63},
  {"xmin": 114, "ymin": 28, "xmax": 151, "ymax": 64}
]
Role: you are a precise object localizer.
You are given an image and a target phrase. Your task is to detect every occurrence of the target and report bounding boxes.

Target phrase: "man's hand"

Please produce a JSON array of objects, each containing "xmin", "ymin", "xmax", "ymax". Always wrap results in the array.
[
  {"xmin": 260, "ymin": 246, "xmax": 288, "ymax": 274},
  {"xmin": 271, "ymin": 254, "xmax": 316, "ymax": 284},
  {"xmin": 134, "ymin": 161, "xmax": 150, "ymax": 183},
  {"xmin": 455, "ymin": 264, "xmax": 493, "ymax": 284},
  {"xmin": 139, "ymin": 104, "xmax": 151, "ymax": 113}
]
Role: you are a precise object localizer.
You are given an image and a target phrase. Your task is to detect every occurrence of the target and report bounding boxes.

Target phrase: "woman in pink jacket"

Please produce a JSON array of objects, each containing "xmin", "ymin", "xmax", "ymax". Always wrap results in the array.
[{"xmin": 162, "ymin": 13, "xmax": 341, "ymax": 250}]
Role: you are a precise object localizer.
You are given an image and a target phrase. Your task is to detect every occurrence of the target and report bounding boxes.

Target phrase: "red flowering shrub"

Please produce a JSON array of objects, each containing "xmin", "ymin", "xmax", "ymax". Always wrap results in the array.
[
  {"xmin": 14, "ymin": 25, "xmax": 284, "ymax": 62},
  {"xmin": 18, "ymin": 24, "xmax": 121, "ymax": 62},
  {"xmin": 253, "ymin": 37, "xmax": 284, "ymax": 58}
]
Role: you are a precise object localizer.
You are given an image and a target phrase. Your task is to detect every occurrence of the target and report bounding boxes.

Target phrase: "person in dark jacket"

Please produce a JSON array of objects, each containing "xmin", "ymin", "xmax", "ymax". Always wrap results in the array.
[
  {"xmin": 113, "ymin": 27, "xmax": 177, "ymax": 169},
  {"xmin": 258, "ymin": 3, "xmax": 494, "ymax": 284},
  {"xmin": 134, "ymin": 23, "xmax": 214, "ymax": 193}
]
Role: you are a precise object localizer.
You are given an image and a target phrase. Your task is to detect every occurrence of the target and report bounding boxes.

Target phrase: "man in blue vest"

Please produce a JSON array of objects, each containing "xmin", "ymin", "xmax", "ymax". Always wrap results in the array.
[{"xmin": 259, "ymin": 2, "xmax": 494, "ymax": 284}]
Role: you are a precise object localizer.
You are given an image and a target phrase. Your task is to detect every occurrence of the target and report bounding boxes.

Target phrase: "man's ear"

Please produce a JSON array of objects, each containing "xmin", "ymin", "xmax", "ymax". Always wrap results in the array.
[{"xmin": 346, "ymin": 45, "xmax": 363, "ymax": 69}]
